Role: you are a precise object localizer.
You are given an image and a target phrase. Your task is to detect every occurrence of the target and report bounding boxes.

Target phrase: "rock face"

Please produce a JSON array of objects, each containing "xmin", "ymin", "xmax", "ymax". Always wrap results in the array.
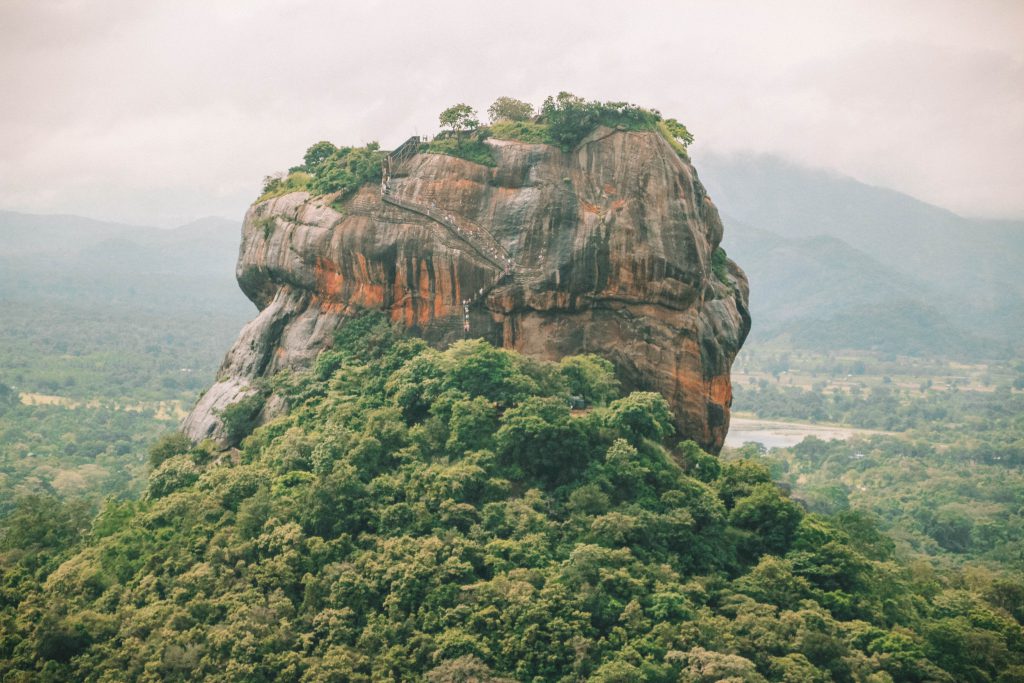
[{"xmin": 183, "ymin": 127, "xmax": 750, "ymax": 453}]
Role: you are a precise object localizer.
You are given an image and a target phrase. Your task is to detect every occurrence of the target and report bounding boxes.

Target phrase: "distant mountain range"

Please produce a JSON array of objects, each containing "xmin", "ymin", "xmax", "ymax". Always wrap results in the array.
[
  {"xmin": 696, "ymin": 153, "xmax": 1023, "ymax": 358},
  {"xmin": 0, "ymin": 211, "xmax": 253, "ymax": 317}
]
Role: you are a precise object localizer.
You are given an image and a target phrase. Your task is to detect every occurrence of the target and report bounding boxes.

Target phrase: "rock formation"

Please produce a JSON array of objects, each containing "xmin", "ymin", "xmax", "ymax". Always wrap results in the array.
[{"xmin": 183, "ymin": 126, "xmax": 750, "ymax": 452}]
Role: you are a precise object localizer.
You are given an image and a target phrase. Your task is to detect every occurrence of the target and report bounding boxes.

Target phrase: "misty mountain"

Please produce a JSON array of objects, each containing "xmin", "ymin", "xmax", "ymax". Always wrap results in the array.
[
  {"xmin": 697, "ymin": 153, "xmax": 1022, "ymax": 357},
  {"xmin": 0, "ymin": 211, "xmax": 252, "ymax": 316},
  {"xmin": 0, "ymin": 210, "xmax": 254, "ymax": 401}
]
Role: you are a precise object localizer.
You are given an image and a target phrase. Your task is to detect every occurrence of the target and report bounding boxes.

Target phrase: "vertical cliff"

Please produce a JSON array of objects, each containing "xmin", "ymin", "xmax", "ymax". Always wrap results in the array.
[{"xmin": 183, "ymin": 126, "xmax": 750, "ymax": 452}]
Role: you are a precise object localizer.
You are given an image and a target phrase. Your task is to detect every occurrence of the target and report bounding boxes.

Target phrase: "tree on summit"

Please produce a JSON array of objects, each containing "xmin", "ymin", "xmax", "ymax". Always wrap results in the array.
[
  {"xmin": 487, "ymin": 96, "xmax": 534, "ymax": 123},
  {"xmin": 662, "ymin": 118, "xmax": 694, "ymax": 148},
  {"xmin": 439, "ymin": 103, "xmax": 479, "ymax": 147},
  {"xmin": 302, "ymin": 140, "xmax": 338, "ymax": 170}
]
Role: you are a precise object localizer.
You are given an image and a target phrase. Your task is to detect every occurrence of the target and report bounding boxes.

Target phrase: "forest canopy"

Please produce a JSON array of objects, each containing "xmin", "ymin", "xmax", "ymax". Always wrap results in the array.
[{"xmin": 1, "ymin": 313, "xmax": 1020, "ymax": 681}]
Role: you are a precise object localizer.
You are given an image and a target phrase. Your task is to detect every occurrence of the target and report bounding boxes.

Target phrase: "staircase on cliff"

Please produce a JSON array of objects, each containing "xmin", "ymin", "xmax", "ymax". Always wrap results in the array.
[{"xmin": 380, "ymin": 137, "xmax": 524, "ymax": 329}]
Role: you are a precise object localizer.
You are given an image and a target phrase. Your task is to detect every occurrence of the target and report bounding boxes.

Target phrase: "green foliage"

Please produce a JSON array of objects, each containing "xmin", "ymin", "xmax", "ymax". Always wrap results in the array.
[
  {"xmin": 660, "ymin": 117, "xmax": 695, "ymax": 153},
  {"xmin": 0, "ymin": 381, "xmax": 15, "ymax": 413},
  {"xmin": 0, "ymin": 238, "xmax": 243, "ymax": 521},
  {"xmin": 429, "ymin": 103, "xmax": 493, "ymax": 163},
  {"xmin": 540, "ymin": 91, "xmax": 598, "ymax": 150},
  {"xmin": 0, "ymin": 215, "xmax": 250, "ymax": 407},
  {"xmin": 147, "ymin": 431, "xmax": 192, "ymax": 469},
  {"xmin": 0, "ymin": 494, "xmax": 92, "ymax": 552},
  {"xmin": 445, "ymin": 396, "xmax": 498, "ymax": 455},
  {"xmin": 217, "ymin": 391, "xmax": 266, "ymax": 445},
  {"xmin": 559, "ymin": 354, "xmax": 621, "ymax": 406},
  {"xmin": 303, "ymin": 140, "xmax": 338, "ymax": 169},
  {"xmin": 712, "ymin": 246, "xmax": 732, "ymax": 286},
  {"xmin": 258, "ymin": 140, "xmax": 382, "ymax": 201},
  {"xmin": 758, "ymin": 433, "xmax": 1024, "ymax": 566},
  {"xmin": 495, "ymin": 396, "xmax": 591, "ymax": 484},
  {"xmin": 438, "ymin": 103, "xmax": 480, "ymax": 138},
  {"xmin": 487, "ymin": 96, "xmax": 535, "ymax": 122},
  {"xmin": 331, "ymin": 309, "xmax": 399, "ymax": 363},
  {"xmin": 0, "ymin": 402, "xmax": 157, "ymax": 517},
  {"xmin": 261, "ymin": 94, "xmax": 695, "ymax": 201},
  {"xmin": 605, "ymin": 391, "xmax": 675, "ymax": 443},
  {"xmin": 729, "ymin": 483, "xmax": 805, "ymax": 559},
  {"xmin": 257, "ymin": 171, "xmax": 312, "ymax": 202},
  {"xmin": 676, "ymin": 439, "xmax": 722, "ymax": 482},
  {"xmin": 422, "ymin": 132, "xmax": 496, "ymax": 166},
  {"xmin": 145, "ymin": 456, "xmax": 200, "ymax": 499},
  {"xmin": 307, "ymin": 142, "xmax": 383, "ymax": 197},
  {"xmin": 735, "ymin": 378, "xmax": 1024, "ymax": 465},
  {"xmin": 488, "ymin": 120, "xmax": 552, "ymax": 144},
  {"xmin": 253, "ymin": 213, "xmax": 275, "ymax": 240},
  {"xmin": 593, "ymin": 100, "xmax": 663, "ymax": 129},
  {"xmin": 1, "ymin": 328, "xmax": 1021, "ymax": 680},
  {"xmin": 540, "ymin": 92, "xmax": 664, "ymax": 150}
]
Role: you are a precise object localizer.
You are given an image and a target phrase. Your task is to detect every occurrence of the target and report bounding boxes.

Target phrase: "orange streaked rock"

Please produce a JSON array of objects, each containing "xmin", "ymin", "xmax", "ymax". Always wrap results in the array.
[{"xmin": 184, "ymin": 127, "xmax": 749, "ymax": 452}]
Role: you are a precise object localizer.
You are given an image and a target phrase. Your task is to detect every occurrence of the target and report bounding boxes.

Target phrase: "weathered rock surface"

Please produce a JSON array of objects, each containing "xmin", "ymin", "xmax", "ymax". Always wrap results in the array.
[{"xmin": 183, "ymin": 127, "xmax": 750, "ymax": 452}]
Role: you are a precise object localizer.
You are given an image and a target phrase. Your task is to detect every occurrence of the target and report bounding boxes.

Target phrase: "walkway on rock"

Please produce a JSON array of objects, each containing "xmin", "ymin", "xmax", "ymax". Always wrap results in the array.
[
  {"xmin": 381, "ymin": 136, "xmax": 531, "ymax": 330},
  {"xmin": 381, "ymin": 189, "xmax": 511, "ymax": 273}
]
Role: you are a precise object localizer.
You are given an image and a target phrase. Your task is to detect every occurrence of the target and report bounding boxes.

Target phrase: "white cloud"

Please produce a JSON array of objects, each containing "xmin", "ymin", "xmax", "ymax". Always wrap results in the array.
[{"xmin": 0, "ymin": 0, "xmax": 1021, "ymax": 225}]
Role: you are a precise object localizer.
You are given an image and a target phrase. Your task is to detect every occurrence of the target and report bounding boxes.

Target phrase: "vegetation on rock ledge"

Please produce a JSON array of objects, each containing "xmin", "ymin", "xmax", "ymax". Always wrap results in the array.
[
  {"xmin": 712, "ymin": 246, "xmax": 732, "ymax": 288},
  {"xmin": 259, "ymin": 142, "xmax": 384, "ymax": 203},
  {"xmin": 257, "ymin": 93, "xmax": 697, "ymax": 200}
]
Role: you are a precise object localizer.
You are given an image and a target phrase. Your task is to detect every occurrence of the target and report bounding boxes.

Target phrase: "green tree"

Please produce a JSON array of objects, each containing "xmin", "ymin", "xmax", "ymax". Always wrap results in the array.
[
  {"xmin": 541, "ymin": 91, "xmax": 597, "ymax": 150},
  {"xmin": 145, "ymin": 457, "xmax": 200, "ymax": 499},
  {"xmin": 729, "ymin": 483, "xmax": 804, "ymax": 558},
  {"xmin": 6, "ymin": 331, "xmax": 1024, "ymax": 681},
  {"xmin": 676, "ymin": 439, "xmax": 722, "ymax": 482},
  {"xmin": 218, "ymin": 392, "xmax": 266, "ymax": 445},
  {"xmin": 662, "ymin": 118, "xmax": 694, "ymax": 147},
  {"xmin": 495, "ymin": 396, "xmax": 590, "ymax": 484},
  {"xmin": 307, "ymin": 143, "xmax": 383, "ymax": 197},
  {"xmin": 147, "ymin": 431, "xmax": 192, "ymax": 469},
  {"xmin": 0, "ymin": 381, "xmax": 15, "ymax": 415},
  {"xmin": 439, "ymin": 103, "xmax": 480, "ymax": 146},
  {"xmin": 605, "ymin": 391, "xmax": 675, "ymax": 443},
  {"xmin": 487, "ymin": 97, "xmax": 534, "ymax": 123},
  {"xmin": 0, "ymin": 495, "xmax": 91, "ymax": 552},
  {"xmin": 559, "ymin": 355, "xmax": 620, "ymax": 406},
  {"xmin": 671, "ymin": 647, "xmax": 766, "ymax": 682},
  {"xmin": 443, "ymin": 339, "xmax": 539, "ymax": 407},
  {"xmin": 734, "ymin": 556, "xmax": 813, "ymax": 607},
  {"xmin": 446, "ymin": 396, "xmax": 498, "ymax": 455},
  {"xmin": 303, "ymin": 140, "xmax": 338, "ymax": 170}
]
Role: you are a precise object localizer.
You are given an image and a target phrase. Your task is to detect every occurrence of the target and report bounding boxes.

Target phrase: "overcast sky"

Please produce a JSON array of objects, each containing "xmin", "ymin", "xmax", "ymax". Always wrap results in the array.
[{"xmin": 1, "ymin": 0, "xmax": 1022, "ymax": 227}]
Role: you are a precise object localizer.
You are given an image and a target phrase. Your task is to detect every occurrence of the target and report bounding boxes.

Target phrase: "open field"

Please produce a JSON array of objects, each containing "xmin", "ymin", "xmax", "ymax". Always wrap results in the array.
[
  {"xmin": 733, "ymin": 344, "xmax": 1024, "ymax": 397},
  {"xmin": 726, "ymin": 414, "xmax": 891, "ymax": 449},
  {"xmin": 19, "ymin": 392, "xmax": 188, "ymax": 420}
]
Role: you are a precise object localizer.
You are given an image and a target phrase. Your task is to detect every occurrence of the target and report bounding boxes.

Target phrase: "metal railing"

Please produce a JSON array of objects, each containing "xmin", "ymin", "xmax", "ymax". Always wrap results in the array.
[{"xmin": 385, "ymin": 136, "xmax": 421, "ymax": 173}]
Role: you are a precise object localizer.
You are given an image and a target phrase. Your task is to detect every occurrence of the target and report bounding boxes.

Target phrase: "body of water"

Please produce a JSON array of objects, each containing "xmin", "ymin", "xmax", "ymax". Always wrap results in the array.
[{"xmin": 725, "ymin": 416, "xmax": 884, "ymax": 450}]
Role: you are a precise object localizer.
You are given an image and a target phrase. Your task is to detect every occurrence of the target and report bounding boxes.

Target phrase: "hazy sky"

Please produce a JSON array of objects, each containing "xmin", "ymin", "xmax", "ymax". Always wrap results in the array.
[{"xmin": 1, "ymin": 0, "xmax": 1022, "ymax": 227}]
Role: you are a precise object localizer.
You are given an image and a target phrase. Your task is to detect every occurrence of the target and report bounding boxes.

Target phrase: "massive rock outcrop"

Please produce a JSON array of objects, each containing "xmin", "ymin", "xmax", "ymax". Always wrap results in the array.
[{"xmin": 183, "ymin": 127, "xmax": 750, "ymax": 452}]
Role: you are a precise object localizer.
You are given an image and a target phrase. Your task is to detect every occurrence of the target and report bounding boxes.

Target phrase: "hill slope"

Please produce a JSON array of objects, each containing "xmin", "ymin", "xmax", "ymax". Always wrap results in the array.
[
  {"xmin": 697, "ymin": 154, "xmax": 1023, "ymax": 356},
  {"xmin": 1, "ymin": 316, "xmax": 1019, "ymax": 681},
  {"xmin": 719, "ymin": 218, "xmax": 1007, "ymax": 356}
]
